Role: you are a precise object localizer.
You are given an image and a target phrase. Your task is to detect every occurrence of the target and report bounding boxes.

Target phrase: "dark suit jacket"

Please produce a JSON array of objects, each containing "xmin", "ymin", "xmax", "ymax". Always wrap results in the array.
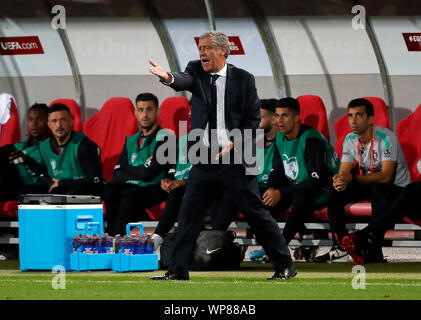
[
  {"xmin": 170, "ymin": 60, "xmax": 260, "ymax": 133},
  {"xmin": 168, "ymin": 60, "xmax": 261, "ymax": 170}
]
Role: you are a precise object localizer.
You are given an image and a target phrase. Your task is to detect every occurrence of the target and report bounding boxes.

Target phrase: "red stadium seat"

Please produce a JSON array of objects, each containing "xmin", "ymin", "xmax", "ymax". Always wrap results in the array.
[
  {"xmin": 0, "ymin": 94, "xmax": 20, "ymax": 220},
  {"xmin": 147, "ymin": 97, "xmax": 190, "ymax": 221},
  {"xmin": 0, "ymin": 201, "xmax": 18, "ymax": 220},
  {"xmin": 84, "ymin": 97, "xmax": 139, "ymax": 182},
  {"xmin": 0, "ymin": 95, "xmax": 20, "ymax": 147},
  {"xmin": 334, "ymin": 96, "xmax": 390, "ymax": 157},
  {"xmin": 297, "ymin": 95, "xmax": 329, "ymax": 141},
  {"xmin": 403, "ymin": 216, "xmax": 421, "ymax": 227},
  {"xmin": 397, "ymin": 104, "xmax": 421, "ymax": 182},
  {"xmin": 158, "ymin": 96, "xmax": 191, "ymax": 138},
  {"xmin": 271, "ymin": 202, "xmax": 372, "ymax": 223},
  {"xmin": 49, "ymin": 99, "xmax": 83, "ymax": 132}
]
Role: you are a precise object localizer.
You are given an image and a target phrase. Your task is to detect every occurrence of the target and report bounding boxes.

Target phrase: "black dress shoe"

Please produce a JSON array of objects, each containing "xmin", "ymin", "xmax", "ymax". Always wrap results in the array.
[
  {"xmin": 150, "ymin": 271, "xmax": 189, "ymax": 281},
  {"xmin": 267, "ymin": 266, "xmax": 297, "ymax": 280}
]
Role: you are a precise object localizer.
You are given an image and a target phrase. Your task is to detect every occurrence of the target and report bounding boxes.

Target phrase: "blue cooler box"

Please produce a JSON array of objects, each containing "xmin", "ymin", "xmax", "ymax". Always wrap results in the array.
[{"xmin": 18, "ymin": 194, "xmax": 103, "ymax": 271}]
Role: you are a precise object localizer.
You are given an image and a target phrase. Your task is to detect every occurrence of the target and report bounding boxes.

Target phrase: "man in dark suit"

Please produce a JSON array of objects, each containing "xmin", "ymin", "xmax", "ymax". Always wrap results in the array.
[{"xmin": 148, "ymin": 31, "xmax": 295, "ymax": 280}]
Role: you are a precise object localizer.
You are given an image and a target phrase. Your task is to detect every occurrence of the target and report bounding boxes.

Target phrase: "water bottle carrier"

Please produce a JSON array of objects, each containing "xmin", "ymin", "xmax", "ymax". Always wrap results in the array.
[
  {"xmin": 70, "ymin": 222, "xmax": 158, "ymax": 272},
  {"xmin": 112, "ymin": 223, "xmax": 158, "ymax": 272}
]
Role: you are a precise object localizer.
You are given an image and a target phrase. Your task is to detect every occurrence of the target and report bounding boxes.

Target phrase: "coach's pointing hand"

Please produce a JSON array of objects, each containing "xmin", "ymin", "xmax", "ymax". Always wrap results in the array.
[{"xmin": 149, "ymin": 60, "xmax": 173, "ymax": 84}]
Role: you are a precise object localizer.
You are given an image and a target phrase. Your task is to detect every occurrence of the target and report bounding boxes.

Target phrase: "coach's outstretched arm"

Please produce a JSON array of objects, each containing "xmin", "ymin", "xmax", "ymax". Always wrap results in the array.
[
  {"xmin": 148, "ymin": 60, "xmax": 172, "ymax": 83},
  {"xmin": 148, "ymin": 60, "xmax": 194, "ymax": 92}
]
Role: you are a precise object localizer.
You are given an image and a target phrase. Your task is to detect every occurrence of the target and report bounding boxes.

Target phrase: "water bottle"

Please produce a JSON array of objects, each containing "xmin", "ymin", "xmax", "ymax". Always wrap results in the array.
[
  {"xmin": 92, "ymin": 234, "xmax": 102, "ymax": 254},
  {"xmin": 81, "ymin": 234, "xmax": 94, "ymax": 254},
  {"xmin": 145, "ymin": 233, "xmax": 154, "ymax": 254},
  {"xmin": 101, "ymin": 233, "xmax": 114, "ymax": 254},
  {"xmin": 72, "ymin": 234, "xmax": 83, "ymax": 253}
]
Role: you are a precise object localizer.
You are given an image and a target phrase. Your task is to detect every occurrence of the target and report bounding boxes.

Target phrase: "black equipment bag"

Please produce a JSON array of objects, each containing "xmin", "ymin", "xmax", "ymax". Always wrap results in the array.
[{"xmin": 160, "ymin": 230, "xmax": 244, "ymax": 270}]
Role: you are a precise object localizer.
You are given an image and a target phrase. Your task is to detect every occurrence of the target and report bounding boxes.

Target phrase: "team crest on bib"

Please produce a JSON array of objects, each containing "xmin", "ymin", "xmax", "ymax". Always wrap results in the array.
[
  {"xmin": 282, "ymin": 154, "xmax": 299, "ymax": 180},
  {"xmin": 131, "ymin": 153, "xmax": 137, "ymax": 163},
  {"xmin": 50, "ymin": 159, "xmax": 57, "ymax": 170}
]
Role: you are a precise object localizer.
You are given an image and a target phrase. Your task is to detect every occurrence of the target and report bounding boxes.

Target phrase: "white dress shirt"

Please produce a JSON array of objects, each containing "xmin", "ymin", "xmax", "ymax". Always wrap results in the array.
[
  {"xmin": 203, "ymin": 63, "xmax": 229, "ymax": 148},
  {"xmin": 165, "ymin": 64, "xmax": 230, "ymax": 148}
]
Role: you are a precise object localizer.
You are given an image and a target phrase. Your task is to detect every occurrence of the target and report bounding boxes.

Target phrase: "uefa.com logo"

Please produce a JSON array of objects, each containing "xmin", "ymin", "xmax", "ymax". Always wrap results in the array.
[{"xmin": 151, "ymin": 122, "xmax": 265, "ymax": 176}]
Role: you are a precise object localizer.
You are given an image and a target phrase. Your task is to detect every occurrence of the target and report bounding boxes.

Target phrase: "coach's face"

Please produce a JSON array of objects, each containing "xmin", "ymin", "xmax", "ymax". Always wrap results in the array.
[{"xmin": 198, "ymin": 37, "xmax": 227, "ymax": 73}]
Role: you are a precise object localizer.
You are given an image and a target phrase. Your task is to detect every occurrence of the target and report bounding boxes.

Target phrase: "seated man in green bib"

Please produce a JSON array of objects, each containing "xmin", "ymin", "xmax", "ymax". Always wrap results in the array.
[
  {"xmin": 26, "ymin": 103, "xmax": 104, "ymax": 196},
  {"xmin": 263, "ymin": 97, "xmax": 340, "ymax": 246},
  {"xmin": 103, "ymin": 93, "xmax": 173, "ymax": 236},
  {"xmin": 0, "ymin": 103, "xmax": 51, "ymax": 201}
]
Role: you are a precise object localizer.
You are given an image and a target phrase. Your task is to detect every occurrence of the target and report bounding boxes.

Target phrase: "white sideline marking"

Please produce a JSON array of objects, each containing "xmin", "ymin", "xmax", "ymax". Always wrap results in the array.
[{"xmin": 1, "ymin": 279, "xmax": 421, "ymax": 287}]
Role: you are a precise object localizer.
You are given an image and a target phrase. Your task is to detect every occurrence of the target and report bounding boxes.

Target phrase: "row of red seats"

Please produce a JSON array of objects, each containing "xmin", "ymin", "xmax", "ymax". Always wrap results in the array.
[{"xmin": 1, "ymin": 94, "xmax": 420, "ymax": 224}]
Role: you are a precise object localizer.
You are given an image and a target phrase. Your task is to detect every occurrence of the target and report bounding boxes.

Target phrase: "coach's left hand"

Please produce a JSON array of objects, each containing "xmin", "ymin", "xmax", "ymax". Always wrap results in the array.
[{"xmin": 215, "ymin": 141, "xmax": 234, "ymax": 160}]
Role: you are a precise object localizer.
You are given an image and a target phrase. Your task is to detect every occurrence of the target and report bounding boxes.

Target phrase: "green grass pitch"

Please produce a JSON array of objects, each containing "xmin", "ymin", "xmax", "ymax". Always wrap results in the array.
[{"xmin": 1, "ymin": 260, "xmax": 421, "ymax": 300}]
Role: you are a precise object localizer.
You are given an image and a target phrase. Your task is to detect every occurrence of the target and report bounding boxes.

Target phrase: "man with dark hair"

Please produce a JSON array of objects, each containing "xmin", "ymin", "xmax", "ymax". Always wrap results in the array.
[
  {"xmin": 261, "ymin": 97, "xmax": 339, "ymax": 247},
  {"xmin": 24, "ymin": 103, "xmax": 104, "ymax": 195},
  {"xmin": 315, "ymin": 98, "xmax": 411, "ymax": 263},
  {"xmin": 149, "ymin": 31, "xmax": 295, "ymax": 281},
  {"xmin": 253, "ymin": 99, "xmax": 280, "ymax": 196},
  {"xmin": 136, "ymin": 92, "xmax": 159, "ymax": 107},
  {"xmin": 102, "ymin": 93, "xmax": 173, "ymax": 236},
  {"xmin": 0, "ymin": 103, "xmax": 51, "ymax": 201}
]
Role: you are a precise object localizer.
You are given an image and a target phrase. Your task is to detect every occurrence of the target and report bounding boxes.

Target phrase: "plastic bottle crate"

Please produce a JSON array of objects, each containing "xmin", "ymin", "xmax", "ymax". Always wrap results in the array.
[
  {"xmin": 112, "ymin": 252, "xmax": 158, "ymax": 272},
  {"xmin": 112, "ymin": 223, "xmax": 158, "ymax": 272},
  {"xmin": 69, "ymin": 222, "xmax": 113, "ymax": 271},
  {"xmin": 70, "ymin": 252, "xmax": 114, "ymax": 271}
]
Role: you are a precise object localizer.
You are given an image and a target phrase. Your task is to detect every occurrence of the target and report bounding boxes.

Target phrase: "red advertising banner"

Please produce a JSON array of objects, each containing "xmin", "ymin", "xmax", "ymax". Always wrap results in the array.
[
  {"xmin": 194, "ymin": 36, "xmax": 245, "ymax": 55},
  {"xmin": 0, "ymin": 36, "xmax": 44, "ymax": 55},
  {"xmin": 402, "ymin": 33, "xmax": 421, "ymax": 52}
]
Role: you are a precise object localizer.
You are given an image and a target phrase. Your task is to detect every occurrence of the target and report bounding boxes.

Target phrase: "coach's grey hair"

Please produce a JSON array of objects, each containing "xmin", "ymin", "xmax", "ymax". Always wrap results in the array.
[{"xmin": 199, "ymin": 31, "xmax": 230, "ymax": 58}]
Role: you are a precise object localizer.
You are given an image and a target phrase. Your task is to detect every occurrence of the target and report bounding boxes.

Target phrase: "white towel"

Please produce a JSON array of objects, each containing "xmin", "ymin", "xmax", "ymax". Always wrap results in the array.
[{"xmin": 0, "ymin": 93, "xmax": 14, "ymax": 137}]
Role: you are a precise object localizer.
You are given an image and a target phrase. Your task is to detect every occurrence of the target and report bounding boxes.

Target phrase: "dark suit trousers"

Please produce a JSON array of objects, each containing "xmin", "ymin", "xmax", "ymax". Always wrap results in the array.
[{"xmin": 169, "ymin": 164, "xmax": 293, "ymax": 277}]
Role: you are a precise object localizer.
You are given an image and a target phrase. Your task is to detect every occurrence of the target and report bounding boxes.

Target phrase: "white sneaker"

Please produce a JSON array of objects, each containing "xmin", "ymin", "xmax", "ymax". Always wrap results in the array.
[
  {"xmin": 314, "ymin": 247, "xmax": 349, "ymax": 263},
  {"xmin": 151, "ymin": 234, "xmax": 163, "ymax": 252}
]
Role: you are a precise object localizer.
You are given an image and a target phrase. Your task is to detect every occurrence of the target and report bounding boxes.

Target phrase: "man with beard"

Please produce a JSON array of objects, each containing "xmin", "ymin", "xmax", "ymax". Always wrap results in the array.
[
  {"xmin": 102, "ymin": 93, "xmax": 173, "ymax": 236},
  {"xmin": 27, "ymin": 103, "xmax": 104, "ymax": 196}
]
